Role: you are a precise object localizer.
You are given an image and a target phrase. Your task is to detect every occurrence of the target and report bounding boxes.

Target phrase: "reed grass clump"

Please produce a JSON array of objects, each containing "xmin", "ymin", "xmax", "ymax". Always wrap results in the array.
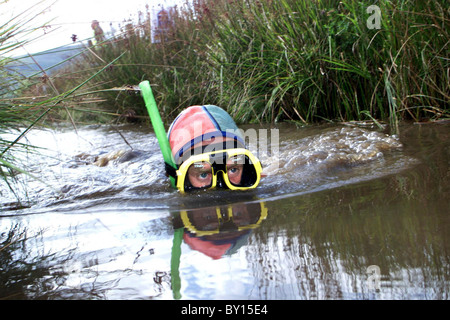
[
  {"xmin": 196, "ymin": 0, "xmax": 449, "ymax": 125},
  {"xmin": 1, "ymin": 2, "xmax": 43, "ymax": 196},
  {"xmin": 1, "ymin": 1, "xmax": 125, "ymax": 203},
  {"xmin": 57, "ymin": 0, "xmax": 448, "ymax": 126}
]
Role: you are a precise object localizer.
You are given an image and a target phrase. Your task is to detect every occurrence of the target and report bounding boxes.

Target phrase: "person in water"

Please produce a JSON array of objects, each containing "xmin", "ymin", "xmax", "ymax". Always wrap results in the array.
[{"xmin": 165, "ymin": 105, "xmax": 262, "ymax": 193}]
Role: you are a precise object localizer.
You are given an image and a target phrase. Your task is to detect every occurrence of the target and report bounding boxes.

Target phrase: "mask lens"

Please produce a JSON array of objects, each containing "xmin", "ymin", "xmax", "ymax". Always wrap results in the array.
[
  {"xmin": 185, "ymin": 161, "xmax": 213, "ymax": 189},
  {"xmin": 186, "ymin": 207, "xmax": 219, "ymax": 231},
  {"xmin": 226, "ymin": 154, "xmax": 258, "ymax": 187}
]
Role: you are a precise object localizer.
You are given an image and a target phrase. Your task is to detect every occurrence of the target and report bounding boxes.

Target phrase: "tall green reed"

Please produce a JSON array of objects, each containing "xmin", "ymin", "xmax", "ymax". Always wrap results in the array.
[
  {"xmin": 1, "ymin": 1, "xmax": 127, "ymax": 204},
  {"xmin": 0, "ymin": 1, "xmax": 46, "ymax": 198},
  {"xmin": 50, "ymin": 0, "xmax": 449, "ymax": 126},
  {"xmin": 202, "ymin": 0, "xmax": 449, "ymax": 124},
  {"xmin": 52, "ymin": 5, "xmax": 216, "ymax": 123}
]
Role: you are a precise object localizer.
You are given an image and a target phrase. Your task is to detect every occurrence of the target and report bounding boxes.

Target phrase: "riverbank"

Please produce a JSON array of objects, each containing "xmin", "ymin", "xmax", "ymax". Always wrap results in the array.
[
  {"xmin": 46, "ymin": 0, "xmax": 449, "ymax": 126},
  {"xmin": 2, "ymin": 0, "xmax": 449, "ymax": 128}
]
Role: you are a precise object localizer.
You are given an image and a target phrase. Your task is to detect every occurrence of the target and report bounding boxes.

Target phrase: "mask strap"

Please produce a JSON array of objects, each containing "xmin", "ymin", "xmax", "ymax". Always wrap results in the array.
[{"xmin": 165, "ymin": 162, "xmax": 178, "ymax": 180}]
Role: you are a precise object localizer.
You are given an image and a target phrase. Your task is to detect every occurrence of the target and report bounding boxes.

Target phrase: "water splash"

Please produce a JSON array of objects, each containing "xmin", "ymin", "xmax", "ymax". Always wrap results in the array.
[{"xmin": 1, "ymin": 124, "xmax": 415, "ymax": 214}]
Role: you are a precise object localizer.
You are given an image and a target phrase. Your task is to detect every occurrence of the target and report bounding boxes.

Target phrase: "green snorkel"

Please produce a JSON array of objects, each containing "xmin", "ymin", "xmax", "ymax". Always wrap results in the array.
[
  {"xmin": 139, "ymin": 80, "xmax": 177, "ymax": 188},
  {"xmin": 140, "ymin": 80, "xmax": 182, "ymax": 299}
]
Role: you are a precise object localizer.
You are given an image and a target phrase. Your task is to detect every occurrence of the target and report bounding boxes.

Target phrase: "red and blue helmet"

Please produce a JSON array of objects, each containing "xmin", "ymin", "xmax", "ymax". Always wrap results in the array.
[{"xmin": 168, "ymin": 105, "xmax": 246, "ymax": 165}]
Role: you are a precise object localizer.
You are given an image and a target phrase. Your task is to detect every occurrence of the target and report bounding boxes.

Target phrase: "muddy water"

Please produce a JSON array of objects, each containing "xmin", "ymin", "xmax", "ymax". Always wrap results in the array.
[{"xmin": 0, "ymin": 122, "xmax": 448, "ymax": 299}]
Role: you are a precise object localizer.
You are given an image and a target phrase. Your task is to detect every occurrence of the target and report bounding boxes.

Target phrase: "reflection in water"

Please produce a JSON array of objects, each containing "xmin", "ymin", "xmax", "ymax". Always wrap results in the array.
[
  {"xmin": 0, "ymin": 123, "xmax": 448, "ymax": 300},
  {"xmin": 0, "ymin": 223, "xmax": 105, "ymax": 299},
  {"xmin": 243, "ymin": 165, "xmax": 449, "ymax": 299},
  {"xmin": 0, "ymin": 123, "xmax": 411, "ymax": 212},
  {"xmin": 170, "ymin": 202, "xmax": 268, "ymax": 299}
]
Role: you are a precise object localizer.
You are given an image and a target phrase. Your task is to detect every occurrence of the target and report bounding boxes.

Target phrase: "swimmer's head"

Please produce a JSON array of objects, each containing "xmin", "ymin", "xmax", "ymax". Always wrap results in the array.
[{"xmin": 167, "ymin": 106, "xmax": 261, "ymax": 192}]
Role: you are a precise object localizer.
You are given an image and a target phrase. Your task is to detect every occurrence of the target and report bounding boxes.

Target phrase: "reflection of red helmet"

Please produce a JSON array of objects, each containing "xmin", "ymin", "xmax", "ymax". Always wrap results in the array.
[
  {"xmin": 179, "ymin": 203, "xmax": 268, "ymax": 259},
  {"xmin": 183, "ymin": 233, "xmax": 231, "ymax": 260},
  {"xmin": 167, "ymin": 105, "xmax": 245, "ymax": 164},
  {"xmin": 183, "ymin": 231, "xmax": 250, "ymax": 260}
]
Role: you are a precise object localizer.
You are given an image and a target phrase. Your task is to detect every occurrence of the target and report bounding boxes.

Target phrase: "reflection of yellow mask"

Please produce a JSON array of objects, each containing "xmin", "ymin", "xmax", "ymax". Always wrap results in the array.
[
  {"xmin": 172, "ymin": 148, "xmax": 262, "ymax": 193},
  {"xmin": 180, "ymin": 202, "xmax": 268, "ymax": 237}
]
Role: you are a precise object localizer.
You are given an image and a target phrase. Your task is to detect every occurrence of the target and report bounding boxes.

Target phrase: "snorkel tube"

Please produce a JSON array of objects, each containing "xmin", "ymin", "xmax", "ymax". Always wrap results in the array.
[
  {"xmin": 139, "ymin": 80, "xmax": 177, "ymax": 188},
  {"xmin": 140, "ymin": 81, "xmax": 183, "ymax": 299}
]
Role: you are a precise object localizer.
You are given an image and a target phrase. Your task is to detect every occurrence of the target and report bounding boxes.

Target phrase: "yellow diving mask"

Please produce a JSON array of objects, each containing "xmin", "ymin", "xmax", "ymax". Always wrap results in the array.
[
  {"xmin": 180, "ymin": 202, "xmax": 268, "ymax": 236},
  {"xmin": 167, "ymin": 148, "xmax": 262, "ymax": 193}
]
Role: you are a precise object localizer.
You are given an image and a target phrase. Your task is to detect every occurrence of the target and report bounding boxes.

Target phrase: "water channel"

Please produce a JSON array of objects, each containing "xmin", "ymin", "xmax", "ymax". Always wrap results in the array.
[{"xmin": 1, "ymin": 121, "xmax": 448, "ymax": 299}]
